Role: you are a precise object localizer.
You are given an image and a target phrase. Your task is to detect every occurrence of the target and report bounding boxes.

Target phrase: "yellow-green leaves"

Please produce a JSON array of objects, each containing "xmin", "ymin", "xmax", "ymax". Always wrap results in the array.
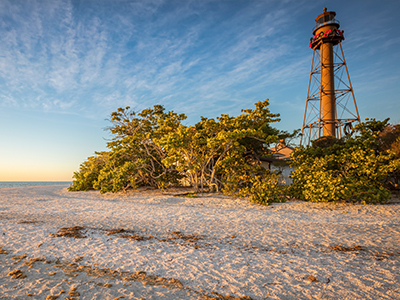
[
  {"xmin": 290, "ymin": 119, "xmax": 399, "ymax": 203},
  {"xmin": 69, "ymin": 100, "xmax": 292, "ymax": 197},
  {"xmin": 236, "ymin": 173, "xmax": 287, "ymax": 205}
]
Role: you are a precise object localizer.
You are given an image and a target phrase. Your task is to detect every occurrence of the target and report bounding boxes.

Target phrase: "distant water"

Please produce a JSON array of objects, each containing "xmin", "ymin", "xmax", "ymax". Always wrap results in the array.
[{"xmin": 0, "ymin": 182, "xmax": 72, "ymax": 189}]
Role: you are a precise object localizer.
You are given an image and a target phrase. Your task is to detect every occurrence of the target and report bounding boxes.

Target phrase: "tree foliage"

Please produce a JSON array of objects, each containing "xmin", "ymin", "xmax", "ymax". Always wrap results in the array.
[
  {"xmin": 69, "ymin": 100, "xmax": 398, "ymax": 206},
  {"xmin": 68, "ymin": 151, "xmax": 110, "ymax": 191},
  {"xmin": 69, "ymin": 100, "xmax": 290, "ymax": 199},
  {"xmin": 290, "ymin": 119, "xmax": 400, "ymax": 203},
  {"xmin": 157, "ymin": 100, "xmax": 282, "ymax": 193},
  {"xmin": 69, "ymin": 105, "xmax": 186, "ymax": 193},
  {"xmin": 379, "ymin": 123, "xmax": 400, "ymax": 189},
  {"xmin": 235, "ymin": 173, "xmax": 287, "ymax": 205}
]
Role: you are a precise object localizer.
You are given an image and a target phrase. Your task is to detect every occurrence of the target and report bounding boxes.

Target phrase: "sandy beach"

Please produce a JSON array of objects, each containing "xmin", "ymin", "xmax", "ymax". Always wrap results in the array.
[{"xmin": 0, "ymin": 185, "xmax": 399, "ymax": 299}]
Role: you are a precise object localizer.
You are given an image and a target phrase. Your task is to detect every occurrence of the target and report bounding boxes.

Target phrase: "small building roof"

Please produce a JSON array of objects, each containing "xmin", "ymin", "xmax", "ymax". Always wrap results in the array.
[{"xmin": 269, "ymin": 140, "xmax": 294, "ymax": 160}]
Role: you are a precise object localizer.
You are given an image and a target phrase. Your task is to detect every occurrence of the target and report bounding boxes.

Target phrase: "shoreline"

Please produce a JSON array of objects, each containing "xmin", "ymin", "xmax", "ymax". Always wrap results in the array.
[
  {"xmin": 0, "ymin": 182, "xmax": 72, "ymax": 190},
  {"xmin": 0, "ymin": 185, "xmax": 399, "ymax": 299}
]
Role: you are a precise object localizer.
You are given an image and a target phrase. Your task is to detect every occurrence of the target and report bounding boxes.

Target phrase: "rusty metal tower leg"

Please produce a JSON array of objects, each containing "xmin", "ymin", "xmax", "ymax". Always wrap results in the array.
[
  {"xmin": 301, "ymin": 47, "xmax": 323, "ymax": 146},
  {"xmin": 301, "ymin": 50, "xmax": 316, "ymax": 146},
  {"xmin": 339, "ymin": 43, "xmax": 361, "ymax": 125}
]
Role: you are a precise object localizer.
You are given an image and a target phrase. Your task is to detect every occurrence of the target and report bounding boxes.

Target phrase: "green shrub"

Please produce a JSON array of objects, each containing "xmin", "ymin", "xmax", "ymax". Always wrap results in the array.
[
  {"xmin": 239, "ymin": 173, "xmax": 287, "ymax": 205},
  {"xmin": 290, "ymin": 119, "xmax": 400, "ymax": 203},
  {"xmin": 68, "ymin": 152, "xmax": 109, "ymax": 191}
]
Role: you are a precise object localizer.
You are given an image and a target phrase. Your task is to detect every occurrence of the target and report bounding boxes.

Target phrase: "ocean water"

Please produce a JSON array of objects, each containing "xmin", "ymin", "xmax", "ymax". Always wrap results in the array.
[{"xmin": 0, "ymin": 182, "xmax": 72, "ymax": 189}]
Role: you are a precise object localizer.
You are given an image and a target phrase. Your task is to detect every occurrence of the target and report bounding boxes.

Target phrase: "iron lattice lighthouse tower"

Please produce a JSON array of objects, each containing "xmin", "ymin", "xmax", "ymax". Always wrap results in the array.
[{"xmin": 301, "ymin": 8, "xmax": 361, "ymax": 145}]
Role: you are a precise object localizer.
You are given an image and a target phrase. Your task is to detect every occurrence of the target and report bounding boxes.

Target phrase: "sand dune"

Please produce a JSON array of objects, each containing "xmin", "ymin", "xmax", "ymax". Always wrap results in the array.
[{"xmin": 0, "ymin": 185, "xmax": 399, "ymax": 299}]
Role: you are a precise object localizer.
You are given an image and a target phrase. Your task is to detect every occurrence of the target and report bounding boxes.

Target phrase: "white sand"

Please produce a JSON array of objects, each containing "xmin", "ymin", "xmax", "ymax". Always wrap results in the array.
[{"xmin": 0, "ymin": 185, "xmax": 399, "ymax": 300}]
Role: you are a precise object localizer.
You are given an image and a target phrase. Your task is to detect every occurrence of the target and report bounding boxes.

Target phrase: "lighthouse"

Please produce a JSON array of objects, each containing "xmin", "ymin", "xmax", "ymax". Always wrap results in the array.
[{"xmin": 301, "ymin": 8, "xmax": 360, "ymax": 145}]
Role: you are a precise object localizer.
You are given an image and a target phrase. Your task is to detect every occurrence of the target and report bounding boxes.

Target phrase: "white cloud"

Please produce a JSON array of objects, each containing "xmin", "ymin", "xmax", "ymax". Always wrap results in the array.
[{"xmin": 1, "ymin": 0, "xmax": 391, "ymax": 127}]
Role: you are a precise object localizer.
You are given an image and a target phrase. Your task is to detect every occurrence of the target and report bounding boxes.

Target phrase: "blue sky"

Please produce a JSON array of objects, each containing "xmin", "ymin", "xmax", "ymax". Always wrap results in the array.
[{"xmin": 0, "ymin": 0, "xmax": 399, "ymax": 181}]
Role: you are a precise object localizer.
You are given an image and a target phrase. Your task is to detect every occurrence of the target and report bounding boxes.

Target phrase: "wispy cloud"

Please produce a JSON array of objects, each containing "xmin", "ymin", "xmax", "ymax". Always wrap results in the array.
[
  {"xmin": 0, "ymin": 0, "xmax": 311, "ymax": 119},
  {"xmin": 1, "ymin": 0, "xmax": 396, "ymax": 126}
]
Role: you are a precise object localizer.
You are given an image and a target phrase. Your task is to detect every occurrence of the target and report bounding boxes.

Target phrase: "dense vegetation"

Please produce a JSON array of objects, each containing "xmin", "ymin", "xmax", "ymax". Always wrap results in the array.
[
  {"xmin": 69, "ymin": 100, "xmax": 294, "ymax": 204},
  {"xmin": 289, "ymin": 119, "xmax": 400, "ymax": 204},
  {"xmin": 69, "ymin": 101, "xmax": 400, "ymax": 205}
]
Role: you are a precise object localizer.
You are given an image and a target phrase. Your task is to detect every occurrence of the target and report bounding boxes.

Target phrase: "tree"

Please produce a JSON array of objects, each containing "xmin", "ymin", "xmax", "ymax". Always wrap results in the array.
[
  {"xmin": 156, "ymin": 99, "xmax": 282, "ymax": 193},
  {"xmin": 69, "ymin": 105, "xmax": 186, "ymax": 193},
  {"xmin": 68, "ymin": 151, "xmax": 110, "ymax": 191},
  {"xmin": 69, "ymin": 99, "xmax": 292, "ymax": 203},
  {"xmin": 379, "ymin": 122, "xmax": 400, "ymax": 189}
]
